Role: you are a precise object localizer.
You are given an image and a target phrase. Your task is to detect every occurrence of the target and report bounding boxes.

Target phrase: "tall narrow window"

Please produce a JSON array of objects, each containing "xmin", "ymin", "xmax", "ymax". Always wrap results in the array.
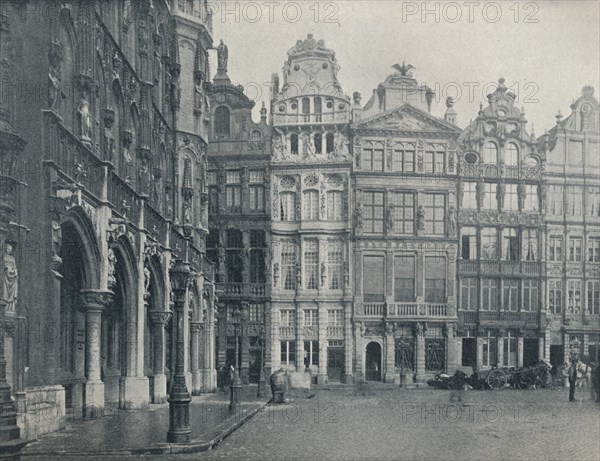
[
  {"xmin": 503, "ymin": 330, "xmax": 517, "ymax": 367},
  {"xmin": 568, "ymin": 237, "xmax": 582, "ymax": 262},
  {"xmin": 314, "ymin": 97, "xmax": 322, "ymax": 122},
  {"xmin": 328, "ymin": 241, "xmax": 343, "ymax": 290},
  {"xmin": 215, "ymin": 106, "xmax": 230, "ymax": 138},
  {"xmin": 524, "ymin": 185, "xmax": 539, "ymax": 211},
  {"xmin": 587, "ymin": 281, "xmax": 600, "ymax": 315},
  {"xmin": 424, "ymin": 193, "xmax": 445, "ymax": 235},
  {"xmin": 425, "ymin": 256, "xmax": 446, "ymax": 303},
  {"xmin": 587, "ymin": 187, "xmax": 600, "ymax": 217},
  {"xmin": 304, "ymin": 240, "xmax": 319, "ymax": 290},
  {"xmin": 363, "ymin": 255, "xmax": 385, "ymax": 302},
  {"xmin": 304, "ymin": 340, "xmax": 319, "ymax": 366},
  {"xmin": 280, "ymin": 341, "xmax": 296, "ymax": 365},
  {"xmin": 314, "ymin": 132, "xmax": 323, "ymax": 154},
  {"xmin": 549, "ymin": 236, "xmax": 564, "ymax": 262},
  {"xmin": 483, "ymin": 141, "xmax": 498, "ymax": 164},
  {"xmin": 549, "ymin": 280, "xmax": 563, "ymax": 314},
  {"xmin": 483, "ymin": 183, "xmax": 498, "ymax": 210},
  {"xmin": 393, "ymin": 192, "xmax": 414, "ymax": 234},
  {"xmin": 394, "ymin": 255, "xmax": 415, "ymax": 302},
  {"xmin": 481, "ymin": 279, "xmax": 499, "ymax": 311},
  {"xmin": 461, "ymin": 227, "xmax": 477, "ymax": 260},
  {"xmin": 505, "ymin": 184, "xmax": 518, "ymax": 211},
  {"xmin": 303, "ymin": 190, "xmax": 319, "ymax": 221},
  {"xmin": 481, "ymin": 227, "xmax": 498, "ymax": 260},
  {"xmin": 249, "ymin": 170, "xmax": 265, "ymax": 212},
  {"xmin": 302, "ymin": 97, "xmax": 310, "ymax": 122},
  {"xmin": 225, "ymin": 171, "xmax": 241, "ymax": 212},
  {"xmin": 280, "ymin": 192, "xmax": 296, "ymax": 221},
  {"xmin": 482, "ymin": 330, "xmax": 498, "ymax": 367},
  {"xmin": 566, "ymin": 186, "xmax": 583, "ymax": 216},
  {"xmin": 567, "ymin": 280, "xmax": 582, "ymax": 314},
  {"xmin": 504, "ymin": 143, "xmax": 519, "ymax": 165},
  {"xmin": 364, "ymin": 191, "xmax": 385, "ymax": 234},
  {"xmin": 548, "ymin": 185, "xmax": 564, "ymax": 215},
  {"xmin": 523, "ymin": 280, "xmax": 539, "ymax": 311},
  {"xmin": 502, "ymin": 228, "xmax": 519, "ymax": 261},
  {"xmin": 290, "ymin": 134, "xmax": 299, "ymax": 155},
  {"xmin": 503, "ymin": 279, "xmax": 519, "ymax": 311},
  {"xmin": 226, "ymin": 230, "xmax": 243, "ymax": 283},
  {"xmin": 326, "ymin": 133, "xmax": 335, "ymax": 154},
  {"xmin": 461, "ymin": 278, "xmax": 477, "ymax": 310},
  {"xmin": 281, "ymin": 242, "xmax": 297, "ymax": 290},
  {"xmin": 326, "ymin": 191, "xmax": 343, "ymax": 221},
  {"xmin": 463, "ymin": 182, "xmax": 477, "ymax": 209},
  {"xmin": 588, "ymin": 237, "xmax": 600, "ymax": 262},
  {"xmin": 523, "ymin": 229, "xmax": 538, "ymax": 261}
]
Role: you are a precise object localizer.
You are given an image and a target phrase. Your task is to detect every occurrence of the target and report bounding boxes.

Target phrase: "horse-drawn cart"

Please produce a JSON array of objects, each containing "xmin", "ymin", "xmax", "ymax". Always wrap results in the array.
[{"xmin": 475, "ymin": 363, "xmax": 550, "ymax": 390}]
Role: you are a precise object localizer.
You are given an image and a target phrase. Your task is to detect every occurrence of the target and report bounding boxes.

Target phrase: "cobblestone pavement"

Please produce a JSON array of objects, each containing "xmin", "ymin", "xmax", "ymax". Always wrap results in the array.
[{"xmin": 24, "ymin": 386, "xmax": 600, "ymax": 461}]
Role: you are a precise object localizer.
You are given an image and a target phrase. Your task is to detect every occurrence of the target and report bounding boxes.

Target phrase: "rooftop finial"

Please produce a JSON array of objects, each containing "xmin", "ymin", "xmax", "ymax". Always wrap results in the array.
[
  {"xmin": 392, "ymin": 61, "xmax": 415, "ymax": 77},
  {"xmin": 217, "ymin": 39, "xmax": 228, "ymax": 74}
]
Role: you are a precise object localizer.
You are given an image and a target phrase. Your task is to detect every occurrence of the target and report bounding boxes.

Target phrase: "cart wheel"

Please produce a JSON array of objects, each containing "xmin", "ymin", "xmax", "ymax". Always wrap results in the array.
[{"xmin": 487, "ymin": 369, "xmax": 507, "ymax": 390}]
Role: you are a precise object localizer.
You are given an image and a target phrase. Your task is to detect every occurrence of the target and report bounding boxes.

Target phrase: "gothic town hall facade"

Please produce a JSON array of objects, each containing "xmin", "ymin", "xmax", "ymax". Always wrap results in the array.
[{"xmin": 0, "ymin": 2, "xmax": 598, "ymax": 442}]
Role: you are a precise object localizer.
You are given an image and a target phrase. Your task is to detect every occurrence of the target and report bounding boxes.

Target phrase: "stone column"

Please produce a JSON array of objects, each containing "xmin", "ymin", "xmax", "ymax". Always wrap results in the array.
[
  {"xmin": 445, "ymin": 323, "xmax": 457, "ymax": 372},
  {"xmin": 476, "ymin": 337, "xmax": 483, "ymax": 368},
  {"xmin": 149, "ymin": 311, "xmax": 171, "ymax": 403},
  {"xmin": 343, "ymin": 301, "xmax": 353, "ymax": 383},
  {"xmin": 271, "ymin": 307, "xmax": 280, "ymax": 373},
  {"xmin": 384, "ymin": 325, "xmax": 396, "ymax": 383},
  {"xmin": 295, "ymin": 302, "xmax": 303, "ymax": 372},
  {"xmin": 414, "ymin": 323, "xmax": 425, "ymax": 384},
  {"xmin": 240, "ymin": 302, "xmax": 250, "ymax": 384},
  {"xmin": 190, "ymin": 322, "xmax": 202, "ymax": 394},
  {"xmin": 80, "ymin": 289, "xmax": 113, "ymax": 418},
  {"xmin": 517, "ymin": 336, "xmax": 524, "ymax": 367},
  {"xmin": 497, "ymin": 335, "xmax": 504, "ymax": 368},
  {"xmin": 317, "ymin": 303, "xmax": 328, "ymax": 384},
  {"xmin": 354, "ymin": 323, "xmax": 364, "ymax": 381}
]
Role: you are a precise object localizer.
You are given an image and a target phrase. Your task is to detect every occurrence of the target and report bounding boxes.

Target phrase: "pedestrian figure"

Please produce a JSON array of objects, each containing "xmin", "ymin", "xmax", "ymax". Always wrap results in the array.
[
  {"xmin": 591, "ymin": 362, "xmax": 600, "ymax": 403},
  {"xmin": 568, "ymin": 360, "xmax": 578, "ymax": 402}
]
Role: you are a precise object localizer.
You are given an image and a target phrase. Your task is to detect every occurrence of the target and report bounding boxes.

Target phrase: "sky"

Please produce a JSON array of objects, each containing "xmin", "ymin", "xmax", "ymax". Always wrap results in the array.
[{"xmin": 208, "ymin": 0, "xmax": 600, "ymax": 133}]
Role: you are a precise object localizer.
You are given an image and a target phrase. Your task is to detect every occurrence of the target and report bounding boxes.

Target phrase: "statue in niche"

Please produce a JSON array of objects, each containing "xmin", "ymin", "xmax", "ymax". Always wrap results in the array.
[
  {"xmin": 104, "ymin": 113, "xmax": 115, "ymax": 163},
  {"xmin": 183, "ymin": 200, "xmax": 192, "ymax": 225},
  {"xmin": 335, "ymin": 133, "xmax": 350, "ymax": 159},
  {"xmin": 447, "ymin": 205, "xmax": 457, "ymax": 235},
  {"xmin": 51, "ymin": 221, "xmax": 63, "ymax": 266},
  {"xmin": 78, "ymin": 99, "xmax": 92, "ymax": 142},
  {"xmin": 143, "ymin": 266, "xmax": 151, "ymax": 301},
  {"xmin": 302, "ymin": 132, "xmax": 316, "ymax": 158},
  {"xmin": 496, "ymin": 183, "xmax": 505, "ymax": 210},
  {"xmin": 320, "ymin": 262, "xmax": 327, "ymax": 287},
  {"xmin": 416, "ymin": 205, "xmax": 426, "ymax": 232},
  {"xmin": 107, "ymin": 247, "xmax": 117, "ymax": 288},
  {"xmin": 48, "ymin": 42, "xmax": 64, "ymax": 110},
  {"xmin": 1, "ymin": 243, "xmax": 18, "ymax": 313}
]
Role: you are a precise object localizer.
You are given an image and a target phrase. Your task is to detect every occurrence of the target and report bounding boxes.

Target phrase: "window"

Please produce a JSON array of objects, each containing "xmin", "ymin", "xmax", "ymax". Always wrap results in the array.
[
  {"xmin": 314, "ymin": 133, "xmax": 322, "ymax": 154},
  {"xmin": 394, "ymin": 255, "xmax": 415, "ymax": 302},
  {"xmin": 463, "ymin": 182, "xmax": 477, "ymax": 210},
  {"xmin": 363, "ymin": 146, "xmax": 384, "ymax": 171},
  {"xmin": 328, "ymin": 310, "xmax": 343, "ymax": 326},
  {"xmin": 304, "ymin": 310, "xmax": 318, "ymax": 326},
  {"xmin": 481, "ymin": 228, "xmax": 498, "ymax": 260},
  {"xmin": 524, "ymin": 185, "xmax": 539, "ymax": 211},
  {"xmin": 587, "ymin": 187, "xmax": 600, "ymax": 217},
  {"xmin": 394, "ymin": 144, "xmax": 415, "ymax": 173},
  {"xmin": 549, "ymin": 237, "xmax": 564, "ymax": 262},
  {"xmin": 567, "ymin": 280, "xmax": 582, "ymax": 314},
  {"xmin": 327, "ymin": 241, "xmax": 343, "ymax": 290},
  {"xmin": 549, "ymin": 280, "xmax": 563, "ymax": 314},
  {"xmin": 523, "ymin": 280, "xmax": 539, "ymax": 311},
  {"xmin": 482, "ymin": 279, "xmax": 499, "ymax": 311},
  {"xmin": 461, "ymin": 332, "xmax": 476, "ymax": 367},
  {"xmin": 566, "ymin": 186, "xmax": 584, "ymax": 216},
  {"xmin": 215, "ymin": 106, "xmax": 230, "ymax": 138},
  {"xmin": 503, "ymin": 331, "xmax": 517, "ymax": 367},
  {"xmin": 208, "ymin": 186, "xmax": 218, "ymax": 214},
  {"xmin": 251, "ymin": 130, "xmax": 262, "ymax": 142},
  {"xmin": 395, "ymin": 337, "xmax": 415, "ymax": 370},
  {"xmin": 569, "ymin": 237, "xmax": 582, "ymax": 262},
  {"xmin": 281, "ymin": 242, "xmax": 297, "ymax": 290},
  {"xmin": 225, "ymin": 171, "xmax": 241, "ymax": 212},
  {"xmin": 249, "ymin": 249, "xmax": 265, "ymax": 284},
  {"xmin": 304, "ymin": 340, "xmax": 319, "ymax": 366},
  {"xmin": 461, "ymin": 278, "xmax": 477, "ymax": 311},
  {"xmin": 461, "ymin": 227, "xmax": 477, "ymax": 260},
  {"xmin": 280, "ymin": 192, "xmax": 296, "ymax": 221},
  {"xmin": 326, "ymin": 133, "xmax": 335, "ymax": 154},
  {"xmin": 280, "ymin": 310, "xmax": 296, "ymax": 327},
  {"xmin": 393, "ymin": 192, "xmax": 414, "ymax": 234},
  {"xmin": 226, "ymin": 230, "xmax": 243, "ymax": 283},
  {"xmin": 482, "ymin": 330, "xmax": 498, "ymax": 367},
  {"xmin": 303, "ymin": 190, "xmax": 319, "ymax": 220},
  {"xmin": 290, "ymin": 134, "xmax": 299, "ymax": 155},
  {"xmin": 503, "ymin": 280, "xmax": 519, "ymax": 311},
  {"xmin": 522, "ymin": 229, "xmax": 538, "ymax": 261},
  {"xmin": 363, "ymin": 255, "xmax": 385, "ymax": 302},
  {"xmin": 505, "ymin": 184, "xmax": 518, "ymax": 211},
  {"xmin": 425, "ymin": 256, "xmax": 445, "ymax": 303},
  {"xmin": 249, "ymin": 171, "xmax": 264, "ymax": 212},
  {"xmin": 483, "ymin": 142, "xmax": 498, "ymax": 164},
  {"xmin": 425, "ymin": 338, "xmax": 446, "ymax": 371},
  {"xmin": 280, "ymin": 341, "xmax": 296, "ymax": 366},
  {"xmin": 505, "ymin": 143, "xmax": 519, "ymax": 165},
  {"xmin": 302, "ymin": 97, "xmax": 310, "ymax": 121},
  {"xmin": 548, "ymin": 185, "xmax": 564, "ymax": 215},
  {"xmin": 589, "ymin": 237, "xmax": 600, "ymax": 262},
  {"xmin": 502, "ymin": 228, "xmax": 519, "ymax": 261},
  {"xmin": 314, "ymin": 97, "xmax": 322, "ymax": 120},
  {"xmin": 587, "ymin": 281, "xmax": 600, "ymax": 314},
  {"xmin": 326, "ymin": 191, "xmax": 343, "ymax": 221},
  {"xmin": 304, "ymin": 240, "xmax": 319, "ymax": 289},
  {"xmin": 364, "ymin": 192, "xmax": 385, "ymax": 234},
  {"xmin": 424, "ymin": 145, "xmax": 445, "ymax": 174},
  {"xmin": 424, "ymin": 194, "xmax": 445, "ymax": 235},
  {"xmin": 483, "ymin": 183, "xmax": 498, "ymax": 210},
  {"xmin": 248, "ymin": 304, "xmax": 264, "ymax": 322}
]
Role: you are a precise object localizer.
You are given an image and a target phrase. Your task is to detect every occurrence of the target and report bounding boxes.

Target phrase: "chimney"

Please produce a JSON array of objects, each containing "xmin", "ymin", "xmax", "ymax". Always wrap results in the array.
[{"xmin": 444, "ymin": 97, "xmax": 457, "ymax": 125}]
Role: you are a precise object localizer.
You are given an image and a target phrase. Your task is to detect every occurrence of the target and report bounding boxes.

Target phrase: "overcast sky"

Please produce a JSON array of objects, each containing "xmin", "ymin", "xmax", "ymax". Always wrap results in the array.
[{"xmin": 208, "ymin": 0, "xmax": 600, "ymax": 133}]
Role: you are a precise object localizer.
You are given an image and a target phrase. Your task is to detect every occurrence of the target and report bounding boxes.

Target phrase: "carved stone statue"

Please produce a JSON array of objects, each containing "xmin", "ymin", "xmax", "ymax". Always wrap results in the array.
[
  {"xmin": 183, "ymin": 200, "xmax": 192, "ymax": 225},
  {"xmin": 295, "ymin": 261, "xmax": 302, "ymax": 287},
  {"xmin": 48, "ymin": 41, "xmax": 64, "ymax": 111},
  {"xmin": 302, "ymin": 132, "xmax": 315, "ymax": 158},
  {"xmin": 320, "ymin": 262, "xmax": 327, "ymax": 287},
  {"xmin": 143, "ymin": 266, "xmax": 151, "ymax": 301},
  {"xmin": 414, "ymin": 322, "xmax": 424, "ymax": 336},
  {"xmin": 496, "ymin": 183, "xmax": 505, "ymax": 210},
  {"xmin": 334, "ymin": 133, "xmax": 350, "ymax": 159},
  {"xmin": 354, "ymin": 198, "xmax": 363, "ymax": 230},
  {"xmin": 78, "ymin": 99, "xmax": 92, "ymax": 142},
  {"xmin": 107, "ymin": 247, "xmax": 117, "ymax": 288},
  {"xmin": 104, "ymin": 110, "xmax": 116, "ymax": 163},
  {"xmin": 343, "ymin": 263, "xmax": 349, "ymax": 287},
  {"xmin": 353, "ymin": 92, "xmax": 362, "ymax": 105},
  {"xmin": 273, "ymin": 262, "xmax": 279, "ymax": 285},
  {"xmin": 51, "ymin": 221, "xmax": 63, "ymax": 265},
  {"xmin": 447, "ymin": 205, "xmax": 457, "ymax": 235},
  {"xmin": 517, "ymin": 183, "xmax": 526, "ymax": 210},
  {"xmin": 392, "ymin": 61, "xmax": 415, "ymax": 77},
  {"xmin": 1, "ymin": 243, "xmax": 18, "ymax": 313},
  {"xmin": 416, "ymin": 205, "xmax": 426, "ymax": 232},
  {"xmin": 476, "ymin": 182, "xmax": 485, "ymax": 209},
  {"xmin": 217, "ymin": 39, "xmax": 228, "ymax": 74}
]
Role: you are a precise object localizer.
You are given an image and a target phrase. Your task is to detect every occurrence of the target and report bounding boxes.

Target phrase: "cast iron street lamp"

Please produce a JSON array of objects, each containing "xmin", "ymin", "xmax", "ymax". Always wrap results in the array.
[
  {"xmin": 229, "ymin": 307, "xmax": 242, "ymax": 411},
  {"xmin": 167, "ymin": 258, "xmax": 193, "ymax": 444},
  {"xmin": 397, "ymin": 333, "xmax": 409, "ymax": 388},
  {"xmin": 257, "ymin": 334, "xmax": 266, "ymax": 397}
]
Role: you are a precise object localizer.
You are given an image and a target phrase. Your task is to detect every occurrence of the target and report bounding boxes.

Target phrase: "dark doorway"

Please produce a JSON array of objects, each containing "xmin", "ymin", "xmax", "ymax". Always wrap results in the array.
[
  {"xmin": 249, "ymin": 349, "xmax": 261, "ymax": 384},
  {"xmin": 523, "ymin": 338, "xmax": 539, "ymax": 367},
  {"xmin": 365, "ymin": 342, "xmax": 382, "ymax": 381},
  {"xmin": 327, "ymin": 347, "xmax": 344, "ymax": 382},
  {"xmin": 461, "ymin": 338, "xmax": 476, "ymax": 367},
  {"xmin": 550, "ymin": 345, "xmax": 564, "ymax": 366}
]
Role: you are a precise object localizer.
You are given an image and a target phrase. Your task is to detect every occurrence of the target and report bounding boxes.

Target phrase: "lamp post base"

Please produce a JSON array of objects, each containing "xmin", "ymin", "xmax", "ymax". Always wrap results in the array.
[{"xmin": 229, "ymin": 371, "xmax": 242, "ymax": 412}]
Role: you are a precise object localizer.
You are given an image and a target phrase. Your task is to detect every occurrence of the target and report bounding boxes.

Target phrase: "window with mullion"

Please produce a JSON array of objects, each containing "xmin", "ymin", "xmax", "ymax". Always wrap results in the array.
[
  {"xmin": 280, "ymin": 192, "xmax": 296, "ymax": 222},
  {"xmin": 249, "ymin": 185, "xmax": 264, "ymax": 212},
  {"xmin": 281, "ymin": 243, "xmax": 297, "ymax": 290},
  {"xmin": 569, "ymin": 237, "xmax": 582, "ymax": 262},
  {"xmin": 326, "ymin": 191, "xmax": 343, "ymax": 221},
  {"xmin": 503, "ymin": 279, "xmax": 519, "ymax": 311},
  {"xmin": 460, "ymin": 278, "xmax": 477, "ymax": 310},
  {"xmin": 394, "ymin": 255, "xmax": 415, "ymax": 302},
  {"xmin": 463, "ymin": 182, "xmax": 477, "ymax": 210},
  {"xmin": 304, "ymin": 240, "xmax": 319, "ymax": 289},
  {"xmin": 549, "ymin": 236, "xmax": 563, "ymax": 262},
  {"xmin": 393, "ymin": 192, "xmax": 414, "ymax": 234},
  {"xmin": 483, "ymin": 183, "xmax": 498, "ymax": 210},
  {"xmin": 461, "ymin": 227, "xmax": 477, "ymax": 260},
  {"xmin": 425, "ymin": 256, "xmax": 445, "ymax": 303},
  {"xmin": 523, "ymin": 280, "xmax": 538, "ymax": 311},
  {"xmin": 523, "ymin": 229, "xmax": 538, "ymax": 261},
  {"xmin": 481, "ymin": 279, "xmax": 499, "ymax": 310},
  {"xmin": 327, "ymin": 241, "xmax": 343, "ymax": 290},
  {"xmin": 588, "ymin": 237, "xmax": 600, "ymax": 262},
  {"xmin": 567, "ymin": 280, "xmax": 582, "ymax": 314},
  {"xmin": 363, "ymin": 148, "xmax": 384, "ymax": 172},
  {"xmin": 504, "ymin": 184, "xmax": 519, "ymax": 211},
  {"xmin": 424, "ymin": 193, "xmax": 445, "ymax": 235},
  {"xmin": 303, "ymin": 190, "xmax": 319, "ymax": 221},
  {"xmin": 393, "ymin": 145, "xmax": 415, "ymax": 173},
  {"xmin": 364, "ymin": 191, "xmax": 385, "ymax": 234},
  {"xmin": 587, "ymin": 281, "xmax": 600, "ymax": 314},
  {"xmin": 549, "ymin": 280, "xmax": 563, "ymax": 314}
]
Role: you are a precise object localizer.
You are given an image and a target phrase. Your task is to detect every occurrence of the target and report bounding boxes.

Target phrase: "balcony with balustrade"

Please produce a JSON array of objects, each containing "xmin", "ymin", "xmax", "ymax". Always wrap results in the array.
[
  {"xmin": 355, "ymin": 302, "xmax": 451, "ymax": 320},
  {"xmin": 272, "ymin": 111, "xmax": 350, "ymax": 126},
  {"xmin": 458, "ymin": 310, "xmax": 540, "ymax": 328},
  {"xmin": 459, "ymin": 162, "xmax": 541, "ymax": 180},
  {"xmin": 459, "ymin": 260, "xmax": 542, "ymax": 277},
  {"xmin": 217, "ymin": 282, "xmax": 268, "ymax": 299}
]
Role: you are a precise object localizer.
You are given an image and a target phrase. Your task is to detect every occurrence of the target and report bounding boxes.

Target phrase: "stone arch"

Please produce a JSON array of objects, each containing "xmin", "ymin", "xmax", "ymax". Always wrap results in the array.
[{"xmin": 365, "ymin": 341, "xmax": 382, "ymax": 381}]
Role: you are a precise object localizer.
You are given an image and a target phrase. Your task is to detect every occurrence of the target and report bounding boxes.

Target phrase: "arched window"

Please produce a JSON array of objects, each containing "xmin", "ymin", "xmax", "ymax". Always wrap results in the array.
[
  {"xmin": 280, "ymin": 192, "xmax": 296, "ymax": 221},
  {"xmin": 483, "ymin": 141, "xmax": 498, "ymax": 164},
  {"xmin": 303, "ymin": 190, "xmax": 319, "ymax": 220},
  {"xmin": 505, "ymin": 143, "xmax": 519, "ymax": 165},
  {"xmin": 314, "ymin": 97, "xmax": 322, "ymax": 122},
  {"xmin": 302, "ymin": 97, "xmax": 310, "ymax": 122},
  {"xmin": 326, "ymin": 133, "xmax": 335, "ymax": 154},
  {"xmin": 215, "ymin": 106, "xmax": 230, "ymax": 138},
  {"xmin": 314, "ymin": 133, "xmax": 323, "ymax": 154},
  {"xmin": 251, "ymin": 130, "xmax": 262, "ymax": 142},
  {"xmin": 327, "ymin": 191, "xmax": 343, "ymax": 220},
  {"xmin": 290, "ymin": 134, "xmax": 299, "ymax": 155}
]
